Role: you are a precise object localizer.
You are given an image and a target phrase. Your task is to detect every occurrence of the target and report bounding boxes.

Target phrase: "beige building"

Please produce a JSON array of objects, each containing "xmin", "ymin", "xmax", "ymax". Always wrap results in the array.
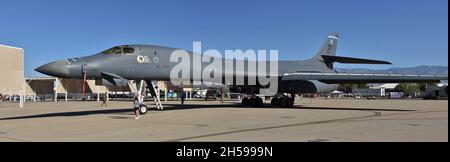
[
  {"xmin": 24, "ymin": 78, "xmax": 169, "ymax": 102},
  {"xmin": 26, "ymin": 78, "xmax": 110, "ymax": 101},
  {"xmin": 0, "ymin": 44, "xmax": 25, "ymax": 103}
]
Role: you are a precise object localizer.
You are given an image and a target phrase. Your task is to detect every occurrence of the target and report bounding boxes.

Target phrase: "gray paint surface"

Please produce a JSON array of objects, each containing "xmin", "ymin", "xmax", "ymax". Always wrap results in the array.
[{"xmin": 36, "ymin": 34, "xmax": 448, "ymax": 95}]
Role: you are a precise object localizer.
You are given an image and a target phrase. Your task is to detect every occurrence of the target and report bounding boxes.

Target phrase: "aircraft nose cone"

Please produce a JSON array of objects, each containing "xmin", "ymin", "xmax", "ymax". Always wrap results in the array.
[{"xmin": 35, "ymin": 60, "xmax": 70, "ymax": 77}]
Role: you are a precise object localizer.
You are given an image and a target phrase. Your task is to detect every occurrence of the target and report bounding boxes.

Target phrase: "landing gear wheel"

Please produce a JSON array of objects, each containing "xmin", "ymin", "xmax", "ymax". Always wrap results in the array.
[
  {"xmin": 243, "ymin": 96, "xmax": 263, "ymax": 107},
  {"xmin": 253, "ymin": 97, "xmax": 263, "ymax": 107},
  {"xmin": 279, "ymin": 98, "xmax": 288, "ymax": 108},
  {"xmin": 271, "ymin": 98, "xmax": 281, "ymax": 107},
  {"xmin": 242, "ymin": 98, "xmax": 250, "ymax": 106},
  {"xmin": 139, "ymin": 104, "xmax": 148, "ymax": 115},
  {"xmin": 287, "ymin": 98, "xmax": 295, "ymax": 108}
]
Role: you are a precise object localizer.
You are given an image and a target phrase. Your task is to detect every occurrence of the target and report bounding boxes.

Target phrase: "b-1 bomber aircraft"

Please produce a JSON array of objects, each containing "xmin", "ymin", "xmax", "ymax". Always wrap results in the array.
[{"xmin": 36, "ymin": 33, "xmax": 448, "ymax": 114}]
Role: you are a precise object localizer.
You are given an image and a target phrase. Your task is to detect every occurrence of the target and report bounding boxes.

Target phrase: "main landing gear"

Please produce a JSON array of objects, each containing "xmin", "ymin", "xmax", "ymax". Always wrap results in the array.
[
  {"xmin": 271, "ymin": 94, "xmax": 295, "ymax": 108},
  {"xmin": 271, "ymin": 96, "xmax": 294, "ymax": 108},
  {"xmin": 241, "ymin": 94, "xmax": 296, "ymax": 108},
  {"xmin": 241, "ymin": 96, "xmax": 264, "ymax": 107}
]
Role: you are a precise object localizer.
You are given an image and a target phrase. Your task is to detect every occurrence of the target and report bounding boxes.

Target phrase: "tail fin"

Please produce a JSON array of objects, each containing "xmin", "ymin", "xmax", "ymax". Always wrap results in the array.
[{"xmin": 310, "ymin": 33, "xmax": 340, "ymax": 69}]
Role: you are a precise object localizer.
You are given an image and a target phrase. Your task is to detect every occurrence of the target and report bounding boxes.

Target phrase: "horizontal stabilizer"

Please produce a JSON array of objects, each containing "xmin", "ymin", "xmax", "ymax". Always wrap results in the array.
[
  {"xmin": 322, "ymin": 55, "xmax": 392, "ymax": 65},
  {"xmin": 283, "ymin": 72, "xmax": 448, "ymax": 84}
]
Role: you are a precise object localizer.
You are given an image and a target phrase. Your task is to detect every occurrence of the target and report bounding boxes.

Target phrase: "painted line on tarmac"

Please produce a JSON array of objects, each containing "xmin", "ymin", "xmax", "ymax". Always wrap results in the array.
[{"xmin": 166, "ymin": 111, "xmax": 382, "ymax": 142}]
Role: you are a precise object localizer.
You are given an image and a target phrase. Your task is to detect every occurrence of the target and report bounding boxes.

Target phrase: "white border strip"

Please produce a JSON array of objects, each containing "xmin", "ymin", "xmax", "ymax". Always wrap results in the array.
[{"xmin": 0, "ymin": 44, "xmax": 24, "ymax": 50}]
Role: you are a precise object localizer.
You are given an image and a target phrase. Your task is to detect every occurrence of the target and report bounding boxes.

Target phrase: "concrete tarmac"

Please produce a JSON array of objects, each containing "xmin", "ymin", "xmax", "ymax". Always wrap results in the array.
[{"xmin": 0, "ymin": 99, "xmax": 447, "ymax": 142}]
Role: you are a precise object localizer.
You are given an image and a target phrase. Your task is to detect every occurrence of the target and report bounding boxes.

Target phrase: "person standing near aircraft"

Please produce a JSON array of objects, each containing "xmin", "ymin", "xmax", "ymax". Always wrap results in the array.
[
  {"xmin": 220, "ymin": 88, "xmax": 226, "ymax": 104},
  {"xmin": 180, "ymin": 92, "xmax": 186, "ymax": 105},
  {"xmin": 133, "ymin": 96, "xmax": 141, "ymax": 120},
  {"xmin": 101, "ymin": 94, "xmax": 107, "ymax": 107}
]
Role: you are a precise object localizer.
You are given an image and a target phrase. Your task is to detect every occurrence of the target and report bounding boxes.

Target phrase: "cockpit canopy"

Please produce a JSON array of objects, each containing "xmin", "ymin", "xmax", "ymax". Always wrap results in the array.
[
  {"xmin": 101, "ymin": 46, "xmax": 135, "ymax": 54},
  {"xmin": 66, "ymin": 57, "xmax": 82, "ymax": 64}
]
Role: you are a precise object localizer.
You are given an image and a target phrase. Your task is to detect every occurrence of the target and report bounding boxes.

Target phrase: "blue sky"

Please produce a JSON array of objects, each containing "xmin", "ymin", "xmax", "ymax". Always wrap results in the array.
[{"xmin": 0, "ymin": 0, "xmax": 448, "ymax": 77}]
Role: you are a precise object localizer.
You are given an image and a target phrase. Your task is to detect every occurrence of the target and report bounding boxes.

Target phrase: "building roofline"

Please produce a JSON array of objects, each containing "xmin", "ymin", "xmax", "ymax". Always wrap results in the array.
[
  {"xmin": 0, "ymin": 44, "xmax": 24, "ymax": 50},
  {"xmin": 25, "ymin": 77, "xmax": 57, "ymax": 81}
]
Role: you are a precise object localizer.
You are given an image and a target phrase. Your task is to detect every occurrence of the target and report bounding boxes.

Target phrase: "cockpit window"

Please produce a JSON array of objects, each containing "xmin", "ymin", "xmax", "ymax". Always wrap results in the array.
[
  {"xmin": 112, "ymin": 47, "xmax": 122, "ymax": 54},
  {"xmin": 102, "ymin": 47, "xmax": 123, "ymax": 54},
  {"xmin": 67, "ymin": 58, "xmax": 81, "ymax": 64},
  {"xmin": 123, "ymin": 47, "xmax": 135, "ymax": 54}
]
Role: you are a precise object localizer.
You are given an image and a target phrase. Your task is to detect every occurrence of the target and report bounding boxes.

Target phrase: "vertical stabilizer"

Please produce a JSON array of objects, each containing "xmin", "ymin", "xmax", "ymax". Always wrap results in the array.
[{"xmin": 310, "ymin": 33, "xmax": 340, "ymax": 69}]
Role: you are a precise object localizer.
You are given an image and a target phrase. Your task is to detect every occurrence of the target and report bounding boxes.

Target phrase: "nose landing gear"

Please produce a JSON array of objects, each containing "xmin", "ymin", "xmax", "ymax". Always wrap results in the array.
[{"xmin": 138, "ymin": 104, "xmax": 148, "ymax": 115}]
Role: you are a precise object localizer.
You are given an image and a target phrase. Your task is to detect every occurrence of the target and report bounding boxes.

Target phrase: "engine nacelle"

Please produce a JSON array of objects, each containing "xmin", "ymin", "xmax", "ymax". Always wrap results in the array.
[
  {"xmin": 278, "ymin": 80, "xmax": 338, "ymax": 94},
  {"xmin": 230, "ymin": 79, "xmax": 338, "ymax": 95}
]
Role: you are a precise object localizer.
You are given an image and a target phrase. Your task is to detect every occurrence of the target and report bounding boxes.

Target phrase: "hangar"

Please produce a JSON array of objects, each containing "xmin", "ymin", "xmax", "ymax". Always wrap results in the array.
[
  {"xmin": 0, "ymin": 44, "xmax": 25, "ymax": 107},
  {"xmin": 25, "ymin": 78, "xmax": 110, "ymax": 102}
]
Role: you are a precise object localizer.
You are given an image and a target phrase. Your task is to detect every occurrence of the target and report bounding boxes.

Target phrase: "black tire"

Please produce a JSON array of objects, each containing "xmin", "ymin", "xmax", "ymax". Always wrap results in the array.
[
  {"xmin": 287, "ymin": 98, "xmax": 295, "ymax": 108},
  {"xmin": 242, "ymin": 98, "xmax": 250, "ymax": 106},
  {"xmin": 248, "ymin": 98, "xmax": 256, "ymax": 106},
  {"xmin": 139, "ymin": 104, "xmax": 148, "ymax": 115},
  {"xmin": 279, "ymin": 98, "xmax": 288, "ymax": 108},
  {"xmin": 255, "ymin": 97, "xmax": 264, "ymax": 107},
  {"xmin": 271, "ymin": 98, "xmax": 281, "ymax": 107}
]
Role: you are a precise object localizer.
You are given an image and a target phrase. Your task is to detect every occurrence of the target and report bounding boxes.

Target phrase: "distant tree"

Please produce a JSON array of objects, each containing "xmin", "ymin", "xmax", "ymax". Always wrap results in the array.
[
  {"xmin": 337, "ymin": 84, "xmax": 354, "ymax": 93},
  {"xmin": 356, "ymin": 83, "xmax": 369, "ymax": 89},
  {"xmin": 337, "ymin": 84, "xmax": 368, "ymax": 93},
  {"xmin": 393, "ymin": 85, "xmax": 404, "ymax": 92},
  {"xmin": 394, "ymin": 83, "xmax": 421, "ymax": 97},
  {"xmin": 418, "ymin": 83, "xmax": 437, "ymax": 91}
]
